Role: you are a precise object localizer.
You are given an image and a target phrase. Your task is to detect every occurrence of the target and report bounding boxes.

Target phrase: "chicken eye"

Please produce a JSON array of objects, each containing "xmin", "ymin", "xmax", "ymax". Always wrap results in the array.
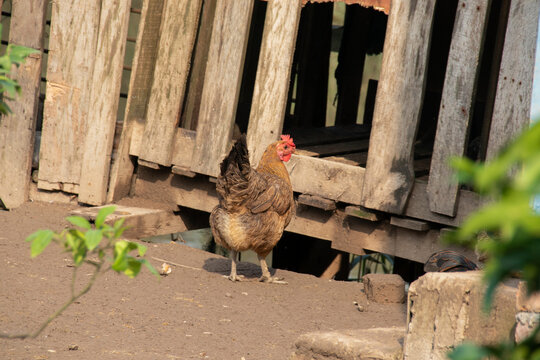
[{"xmin": 284, "ymin": 145, "xmax": 289, "ymax": 150}]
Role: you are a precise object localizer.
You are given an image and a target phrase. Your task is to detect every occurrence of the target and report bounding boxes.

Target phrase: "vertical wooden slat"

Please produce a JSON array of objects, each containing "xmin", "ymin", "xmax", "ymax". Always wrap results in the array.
[
  {"xmin": 360, "ymin": 0, "xmax": 437, "ymax": 214},
  {"xmin": 138, "ymin": 0, "xmax": 203, "ymax": 166},
  {"xmin": 0, "ymin": 0, "xmax": 47, "ymax": 209},
  {"xmin": 485, "ymin": 0, "xmax": 540, "ymax": 160},
  {"xmin": 427, "ymin": 0, "xmax": 491, "ymax": 216},
  {"xmin": 78, "ymin": 0, "xmax": 131, "ymax": 205},
  {"xmin": 38, "ymin": 0, "xmax": 100, "ymax": 192},
  {"xmin": 246, "ymin": 0, "xmax": 302, "ymax": 166},
  {"xmin": 181, "ymin": 0, "xmax": 217, "ymax": 131},
  {"xmin": 107, "ymin": 0, "xmax": 165, "ymax": 202},
  {"xmin": 190, "ymin": 0, "xmax": 254, "ymax": 177}
]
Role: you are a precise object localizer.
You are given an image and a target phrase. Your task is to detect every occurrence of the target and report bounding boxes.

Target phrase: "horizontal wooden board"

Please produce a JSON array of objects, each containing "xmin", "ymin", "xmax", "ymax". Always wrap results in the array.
[{"xmin": 286, "ymin": 154, "xmax": 365, "ymax": 205}]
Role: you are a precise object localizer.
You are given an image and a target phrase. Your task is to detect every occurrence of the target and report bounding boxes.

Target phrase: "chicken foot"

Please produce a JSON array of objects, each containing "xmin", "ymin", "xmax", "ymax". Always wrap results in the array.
[
  {"xmin": 258, "ymin": 255, "xmax": 287, "ymax": 284},
  {"xmin": 226, "ymin": 250, "xmax": 246, "ymax": 282}
]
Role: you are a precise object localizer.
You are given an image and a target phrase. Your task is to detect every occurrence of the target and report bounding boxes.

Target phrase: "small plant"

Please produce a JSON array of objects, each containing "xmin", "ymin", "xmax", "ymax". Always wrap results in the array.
[
  {"xmin": 0, "ymin": 24, "xmax": 39, "ymax": 115},
  {"xmin": 445, "ymin": 121, "xmax": 540, "ymax": 359},
  {"xmin": 0, "ymin": 206, "xmax": 157, "ymax": 340}
]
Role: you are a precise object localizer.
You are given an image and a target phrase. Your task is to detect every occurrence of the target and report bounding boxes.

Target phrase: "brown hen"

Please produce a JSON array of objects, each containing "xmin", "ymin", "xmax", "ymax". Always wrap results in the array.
[{"xmin": 210, "ymin": 134, "xmax": 296, "ymax": 284}]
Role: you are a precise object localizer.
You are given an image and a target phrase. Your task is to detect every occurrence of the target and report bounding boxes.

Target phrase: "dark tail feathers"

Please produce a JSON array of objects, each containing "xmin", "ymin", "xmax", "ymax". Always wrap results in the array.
[{"xmin": 219, "ymin": 134, "xmax": 250, "ymax": 179}]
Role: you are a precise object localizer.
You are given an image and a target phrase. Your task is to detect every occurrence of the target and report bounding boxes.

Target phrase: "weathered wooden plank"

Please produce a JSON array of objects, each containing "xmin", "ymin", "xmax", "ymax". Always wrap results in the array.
[
  {"xmin": 181, "ymin": 0, "xmax": 217, "ymax": 131},
  {"xmin": 286, "ymin": 154, "xmax": 365, "ymax": 205},
  {"xmin": 246, "ymin": 0, "xmax": 302, "ymax": 165},
  {"xmin": 134, "ymin": 168, "xmax": 476, "ymax": 263},
  {"xmin": 78, "ymin": 0, "xmax": 131, "ymax": 205},
  {"xmin": 139, "ymin": 0, "xmax": 203, "ymax": 166},
  {"xmin": 427, "ymin": 0, "xmax": 491, "ymax": 216},
  {"xmin": 39, "ymin": 0, "xmax": 100, "ymax": 189},
  {"xmin": 0, "ymin": 0, "xmax": 47, "ymax": 209},
  {"xmin": 297, "ymin": 194, "xmax": 336, "ymax": 211},
  {"xmin": 191, "ymin": 0, "xmax": 254, "ymax": 176},
  {"xmin": 171, "ymin": 128, "xmax": 196, "ymax": 168},
  {"xmin": 344, "ymin": 205, "xmax": 382, "ymax": 221},
  {"xmin": 405, "ymin": 181, "xmax": 480, "ymax": 227},
  {"xmin": 485, "ymin": 0, "xmax": 540, "ymax": 160},
  {"xmin": 108, "ymin": 0, "xmax": 165, "ymax": 202},
  {"xmin": 70, "ymin": 205, "xmax": 187, "ymax": 239},
  {"xmin": 360, "ymin": 0, "xmax": 437, "ymax": 214},
  {"xmin": 390, "ymin": 216, "xmax": 429, "ymax": 231}
]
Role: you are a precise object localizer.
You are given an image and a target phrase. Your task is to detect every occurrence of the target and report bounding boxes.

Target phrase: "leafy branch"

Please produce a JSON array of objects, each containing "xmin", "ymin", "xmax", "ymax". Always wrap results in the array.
[
  {"xmin": 0, "ymin": 24, "xmax": 40, "ymax": 115},
  {"xmin": 445, "ymin": 121, "xmax": 540, "ymax": 359},
  {"xmin": 0, "ymin": 206, "xmax": 158, "ymax": 340}
]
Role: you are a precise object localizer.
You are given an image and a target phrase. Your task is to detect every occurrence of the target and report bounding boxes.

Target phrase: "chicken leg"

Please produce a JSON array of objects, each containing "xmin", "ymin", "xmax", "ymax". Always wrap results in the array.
[
  {"xmin": 258, "ymin": 255, "xmax": 287, "ymax": 284},
  {"xmin": 228, "ymin": 250, "xmax": 243, "ymax": 282}
]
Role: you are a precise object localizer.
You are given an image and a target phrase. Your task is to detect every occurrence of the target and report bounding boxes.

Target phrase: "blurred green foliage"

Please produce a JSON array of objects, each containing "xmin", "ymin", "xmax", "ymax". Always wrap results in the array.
[
  {"xmin": 0, "ymin": 24, "xmax": 39, "ymax": 115},
  {"xmin": 446, "ymin": 121, "xmax": 540, "ymax": 359}
]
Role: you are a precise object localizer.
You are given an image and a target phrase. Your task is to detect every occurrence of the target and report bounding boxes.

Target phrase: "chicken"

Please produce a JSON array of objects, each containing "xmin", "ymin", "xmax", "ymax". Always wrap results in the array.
[
  {"xmin": 424, "ymin": 250, "xmax": 478, "ymax": 273},
  {"xmin": 210, "ymin": 134, "xmax": 296, "ymax": 284}
]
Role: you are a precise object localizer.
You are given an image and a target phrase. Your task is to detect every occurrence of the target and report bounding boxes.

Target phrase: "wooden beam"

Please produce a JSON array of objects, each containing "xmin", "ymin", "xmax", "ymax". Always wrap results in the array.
[
  {"xmin": 390, "ymin": 216, "xmax": 430, "ymax": 232},
  {"xmin": 181, "ymin": 0, "xmax": 217, "ymax": 131},
  {"xmin": 133, "ymin": 168, "xmax": 477, "ymax": 263},
  {"xmin": 286, "ymin": 154, "xmax": 365, "ymax": 205},
  {"xmin": 0, "ymin": 0, "xmax": 47, "ymax": 209},
  {"xmin": 171, "ymin": 128, "xmax": 196, "ymax": 168},
  {"xmin": 70, "ymin": 205, "xmax": 187, "ymax": 239},
  {"xmin": 79, "ymin": 0, "xmax": 131, "ymax": 205},
  {"xmin": 138, "ymin": 0, "xmax": 203, "ymax": 166},
  {"xmin": 108, "ymin": 0, "xmax": 165, "ymax": 202},
  {"xmin": 39, "ymin": 0, "xmax": 100, "ymax": 191},
  {"xmin": 246, "ymin": 0, "xmax": 302, "ymax": 165},
  {"xmin": 485, "ymin": 0, "xmax": 540, "ymax": 160},
  {"xmin": 427, "ymin": 0, "xmax": 491, "ymax": 216},
  {"xmin": 344, "ymin": 205, "xmax": 381, "ymax": 221},
  {"xmin": 361, "ymin": 0, "xmax": 437, "ymax": 214},
  {"xmin": 191, "ymin": 1, "xmax": 254, "ymax": 177},
  {"xmin": 298, "ymin": 194, "xmax": 336, "ymax": 211}
]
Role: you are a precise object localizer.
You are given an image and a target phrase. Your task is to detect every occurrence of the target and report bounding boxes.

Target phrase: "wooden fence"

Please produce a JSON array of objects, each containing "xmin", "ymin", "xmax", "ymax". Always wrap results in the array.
[{"xmin": 0, "ymin": 0, "xmax": 539, "ymax": 262}]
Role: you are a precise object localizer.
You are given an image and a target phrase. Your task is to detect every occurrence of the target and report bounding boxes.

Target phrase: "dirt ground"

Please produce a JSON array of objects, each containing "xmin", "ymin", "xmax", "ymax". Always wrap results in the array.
[{"xmin": 0, "ymin": 201, "xmax": 406, "ymax": 360}]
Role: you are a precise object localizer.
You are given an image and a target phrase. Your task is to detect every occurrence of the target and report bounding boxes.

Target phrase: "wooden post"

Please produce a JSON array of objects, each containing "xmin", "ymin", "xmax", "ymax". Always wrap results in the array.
[
  {"xmin": 107, "ymin": 0, "xmax": 165, "ymax": 202},
  {"xmin": 427, "ymin": 0, "xmax": 491, "ymax": 216},
  {"xmin": 485, "ymin": 0, "xmax": 540, "ymax": 160},
  {"xmin": 0, "ymin": 0, "xmax": 47, "ymax": 209},
  {"xmin": 138, "ymin": 0, "xmax": 203, "ymax": 166},
  {"xmin": 78, "ymin": 0, "xmax": 131, "ymax": 205},
  {"xmin": 39, "ymin": 0, "xmax": 100, "ymax": 192},
  {"xmin": 361, "ymin": 0, "xmax": 437, "ymax": 214},
  {"xmin": 246, "ymin": 0, "xmax": 302, "ymax": 166},
  {"xmin": 191, "ymin": 0, "xmax": 254, "ymax": 177}
]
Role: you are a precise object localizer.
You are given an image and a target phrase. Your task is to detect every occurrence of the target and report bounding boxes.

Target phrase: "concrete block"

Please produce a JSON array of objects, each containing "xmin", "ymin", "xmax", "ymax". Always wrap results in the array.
[
  {"xmin": 363, "ymin": 274, "xmax": 406, "ymax": 304},
  {"xmin": 290, "ymin": 327, "xmax": 406, "ymax": 360},
  {"xmin": 403, "ymin": 272, "xmax": 519, "ymax": 360},
  {"xmin": 516, "ymin": 281, "xmax": 540, "ymax": 312},
  {"xmin": 515, "ymin": 312, "xmax": 540, "ymax": 343}
]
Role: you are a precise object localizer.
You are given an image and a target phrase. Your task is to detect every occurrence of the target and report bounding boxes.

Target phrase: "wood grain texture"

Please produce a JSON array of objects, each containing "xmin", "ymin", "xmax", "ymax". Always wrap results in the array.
[
  {"xmin": 39, "ymin": 0, "xmax": 100, "ymax": 189},
  {"xmin": 486, "ymin": 0, "xmax": 540, "ymax": 160},
  {"xmin": 139, "ymin": 0, "xmax": 203, "ymax": 166},
  {"xmin": 0, "ymin": 0, "xmax": 47, "ymax": 209},
  {"xmin": 108, "ymin": 0, "xmax": 165, "ymax": 202},
  {"xmin": 171, "ymin": 128, "xmax": 196, "ymax": 168},
  {"xmin": 246, "ymin": 0, "xmax": 303, "ymax": 166},
  {"xmin": 191, "ymin": 0, "xmax": 254, "ymax": 176},
  {"xmin": 427, "ymin": 0, "xmax": 490, "ymax": 216},
  {"xmin": 360, "ymin": 0, "xmax": 436, "ymax": 214},
  {"xmin": 79, "ymin": 0, "xmax": 131, "ymax": 205},
  {"xmin": 286, "ymin": 154, "xmax": 365, "ymax": 205}
]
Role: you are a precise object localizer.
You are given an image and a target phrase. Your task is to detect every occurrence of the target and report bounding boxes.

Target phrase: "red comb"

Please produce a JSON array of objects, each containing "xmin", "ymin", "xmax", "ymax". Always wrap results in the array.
[{"xmin": 281, "ymin": 134, "xmax": 295, "ymax": 145}]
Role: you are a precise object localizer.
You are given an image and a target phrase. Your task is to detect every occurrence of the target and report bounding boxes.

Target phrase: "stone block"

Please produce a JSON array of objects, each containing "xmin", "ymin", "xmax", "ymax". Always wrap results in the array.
[
  {"xmin": 516, "ymin": 281, "xmax": 540, "ymax": 312},
  {"xmin": 515, "ymin": 312, "xmax": 540, "ymax": 343},
  {"xmin": 363, "ymin": 274, "xmax": 406, "ymax": 304},
  {"xmin": 289, "ymin": 327, "xmax": 406, "ymax": 360},
  {"xmin": 403, "ymin": 272, "xmax": 519, "ymax": 360}
]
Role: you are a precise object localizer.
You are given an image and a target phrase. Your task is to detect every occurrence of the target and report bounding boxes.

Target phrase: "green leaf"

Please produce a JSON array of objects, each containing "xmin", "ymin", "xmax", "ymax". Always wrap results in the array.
[
  {"xmin": 95, "ymin": 206, "xmax": 116, "ymax": 228},
  {"xmin": 26, "ymin": 230, "xmax": 54, "ymax": 258},
  {"xmin": 111, "ymin": 240, "xmax": 138, "ymax": 272},
  {"xmin": 84, "ymin": 229, "xmax": 103, "ymax": 251},
  {"xmin": 141, "ymin": 258, "xmax": 159, "ymax": 277},
  {"xmin": 447, "ymin": 343, "xmax": 490, "ymax": 360},
  {"xmin": 123, "ymin": 256, "xmax": 142, "ymax": 278},
  {"xmin": 66, "ymin": 216, "xmax": 92, "ymax": 230},
  {"xmin": 136, "ymin": 243, "xmax": 147, "ymax": 257},
  {"xmin": 7, "ymin": 44, "xmax": 39, "ymax": 65}
]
